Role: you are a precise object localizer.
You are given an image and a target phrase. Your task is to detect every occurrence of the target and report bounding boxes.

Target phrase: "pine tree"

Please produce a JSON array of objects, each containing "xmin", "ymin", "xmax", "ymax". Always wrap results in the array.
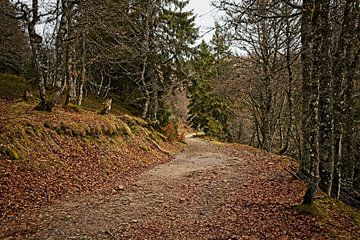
[
  {"xmin": 147, "ymin": 0, "xmax": 198, "ymax": 121},
  {"xmin": 188, "ymin": 41, "xmax": 229, "ymax": 138}
]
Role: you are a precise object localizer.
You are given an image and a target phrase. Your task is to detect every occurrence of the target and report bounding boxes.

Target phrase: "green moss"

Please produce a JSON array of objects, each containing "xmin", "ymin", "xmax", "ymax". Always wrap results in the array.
[
  {"xmin": 130, "ymin": 125, "xmax": 142, "ymax": 134},
  {"xmin": 37, "ymin": 161, "xmax": 51, "ymax": 172},
  {"xmin": 353, "ymin": 212, "xmax": 360, "ymax": 227},
  {"xmin": 90, "ymin": 125, "xmax": 103, "ymax": 136},
  {"xmin": 139, "ymin": 145, "xmax": 150, "ymax": 152},
  {"xmin": 20, "ymin": 127, "xmax": 32, "ymax": 144},
  {"xmin": 5, "ymin": 147, "xmax": 20, "ymax": 160},
  {"xmin": 64, "ymin": 103, "xmax": 81, "ymax": 113},
  {"xmin": 123, "ymin": 115, "xmax": 148, "ymax": 127},
  {"xmin": 116, "ymin": 121, "xmax": 133, "ymax": 137},
  {"xmin": 70, "ymin": 128, "xmax": 81, "ymax": 137},
  {"xmin": 102, "ymin": 120, "xmax": 118, "ymax": 136},
  {"xmin": 294, "ymin": 203, "xmax": 326, "ymax": 217},
  {"xmin": 80, "ymin": 123, "xmax": 91, "ymax": 135},
  {"xmin": 306, "ymin": 198, "xmax": 360, "ymax": 238},
  {"xmin": 24, "ymin": 126, "xmax": 36, "ymax": 136},
  {"xmin": 65, "ymin": 128, "xmax": 73, "ymax": 136},
  {"xmin": 149, "ymin": 130, "xmax": 167, "ymax": 142},
  {"xmin": 148, "ymin": 132, "xmax": 160, "ymax": 143},
  {"xmin": 81, "ymin": 94, "xmax": 132, "ymax": 115},
  {"xmin": 73, "ymin": 123, "xmax": 89, "ymax": 137}
]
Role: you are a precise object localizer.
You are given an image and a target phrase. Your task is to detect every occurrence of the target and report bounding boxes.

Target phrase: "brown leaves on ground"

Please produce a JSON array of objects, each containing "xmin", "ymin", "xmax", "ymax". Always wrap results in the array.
[
  {"xmin": 1, "ymin": 136, "xmax": 358, "ymax": 239},
  {"xmin": 0, "ymin": 101, "xmax": 359, "ymax": 239},
  {"xmin": 0, "ymin": 100, "xmax": 181, "ymax": 239}
]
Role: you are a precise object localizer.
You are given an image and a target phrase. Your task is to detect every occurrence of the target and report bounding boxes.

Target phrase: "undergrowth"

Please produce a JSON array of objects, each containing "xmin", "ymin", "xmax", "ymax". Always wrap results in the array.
[{"xmin": 0, "ymin": 73, "xmax": 33, "ymax": 100}]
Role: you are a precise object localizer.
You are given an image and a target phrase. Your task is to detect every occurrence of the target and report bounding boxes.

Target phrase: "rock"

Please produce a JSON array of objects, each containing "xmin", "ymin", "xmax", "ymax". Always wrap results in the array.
[{"xmin": 117, "ymin": 185, "xmax": 125, "ymax": 191}]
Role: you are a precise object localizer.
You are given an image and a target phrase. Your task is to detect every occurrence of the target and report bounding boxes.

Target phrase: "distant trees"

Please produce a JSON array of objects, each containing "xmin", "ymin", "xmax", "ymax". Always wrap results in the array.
[
  {"xmin": 214, "ymin": 0, "xmax": 301, "ymax": 152},
  {"xmin": 188, "ymin": 40, "xmax": 231, "ymax": 139},
  {"xmin": 0, "ymin": 0, "xmax": 29, "ymax": 74}
]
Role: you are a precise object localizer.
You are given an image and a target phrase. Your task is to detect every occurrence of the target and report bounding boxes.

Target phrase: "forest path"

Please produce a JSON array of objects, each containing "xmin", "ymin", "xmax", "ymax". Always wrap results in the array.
[{"xmin": 24, "ymin": 136, "xmax": 328, "ymax": 239}]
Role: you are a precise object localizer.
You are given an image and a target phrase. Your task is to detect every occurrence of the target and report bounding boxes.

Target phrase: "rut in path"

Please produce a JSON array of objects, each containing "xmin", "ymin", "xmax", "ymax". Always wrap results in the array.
[{"xmin": 22, "ymin": 137, "xmax": 338, "ymax": 239}]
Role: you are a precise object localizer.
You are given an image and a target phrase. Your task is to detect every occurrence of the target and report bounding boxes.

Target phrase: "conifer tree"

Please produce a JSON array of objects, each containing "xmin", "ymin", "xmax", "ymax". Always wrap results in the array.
[{"xmin": 188, "ymin": 41, "xmax": 229, "ymax": 138}]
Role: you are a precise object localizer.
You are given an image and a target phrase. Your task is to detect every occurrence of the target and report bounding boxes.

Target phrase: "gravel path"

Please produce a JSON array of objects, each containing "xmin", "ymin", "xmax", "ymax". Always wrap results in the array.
[{"xmin": 15, "ymin": 137, "xmax": 338, "ymax": 239}]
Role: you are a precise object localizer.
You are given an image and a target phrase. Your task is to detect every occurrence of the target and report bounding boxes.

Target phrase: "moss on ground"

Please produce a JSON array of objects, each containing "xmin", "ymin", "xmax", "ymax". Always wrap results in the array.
[
  {"xmin": 296, "ymin": 198, "xmax": 360, "ymax": 239},
  {"xmin": 0, "ymin": 100, "xmax": 173, "ymax": 165},
  {"xmin": 5, "ymin": 147, "xmax": 20, "ymax": 160},
  {"xmin": 294, "ymin": 202, "xmax": 326, "ymax": 217}
]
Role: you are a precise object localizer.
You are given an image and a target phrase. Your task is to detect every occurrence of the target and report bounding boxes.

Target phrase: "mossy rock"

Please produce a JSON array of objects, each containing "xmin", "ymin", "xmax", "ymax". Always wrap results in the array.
[
  {"xmin": 294, "ymin": 203, "xmax": 326, "ymax": 218},
  {"xmin": 353, "ymin": 212, "xmax": 360, "ymax": 227},
  {"xmin": 64, "ymin": 103, "xmax": 81, "ymax": 113},
  {"xmin": 58, "ymin": 122, "xmax": 74, "ymax": 136},
  {"xmin": 20, "ymin": 127, "xmax": 32, "ymax": 144},
  {"xmin": 4, "ymin": 147, "xmax": 20, "ymax": 160},
  {"xmin": 24, "ymin": 126, "xmax": 36, "ymax": 137},
  {"xmin": 103, "ymin": 121, "xmax": 118, "ymax": 136},
  {"xmin": 70, "ymin": 128, "xmax": 81, "ymax": 137}
]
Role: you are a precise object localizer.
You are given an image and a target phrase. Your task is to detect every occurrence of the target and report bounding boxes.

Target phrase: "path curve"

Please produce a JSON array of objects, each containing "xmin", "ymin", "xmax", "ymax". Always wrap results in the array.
[{"xmin": 22, "ymin": 137, "xmax": 329, "ymax": 240}]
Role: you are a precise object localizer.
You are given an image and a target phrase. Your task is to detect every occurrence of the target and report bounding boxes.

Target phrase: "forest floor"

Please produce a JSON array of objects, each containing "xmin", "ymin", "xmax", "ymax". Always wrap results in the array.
[{"xmin": 4, "ymin": 136, "xmax": 360, "ymax": 240}]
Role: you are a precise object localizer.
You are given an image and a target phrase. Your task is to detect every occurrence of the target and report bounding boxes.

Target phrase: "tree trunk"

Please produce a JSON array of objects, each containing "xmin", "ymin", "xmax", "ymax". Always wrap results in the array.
[
  {"xmin": 65, "ymin": 44, "xmax": 77, "ymax": 105},
  {"xmin": 301, "ymin": 0, "xmax": 320, "ymax": 204},
  {"xmin": 78, "ymin": 37, "xmax": 86, "ymax": 106},
  {"xmin": 317, "ymin": 0, "xmax": 334, "ymax": 196},
  {"xmin": 281, "ymin": 4, "xmax": 295, "ymax": 154},
  {"xmin": 27, "ymin": 0, "xmax": 47, "ymax": 110},
  {"xmin": 300, "ymin": 0, "xmax": 314, "ymax": 178},
  {"xmin": 152, "ymin": 81, "xmax": 159, "ymax": 121},
  {"xmin": 331, "ymin": 0, "xmax": 354, "ymax": 198},
  {"xmin": 342, "ymin": 50, "xmax": 358, "ymax": 186},
  {"xmin": 48, "ymin": 0, "xmax": 68, "ymax": 110}
]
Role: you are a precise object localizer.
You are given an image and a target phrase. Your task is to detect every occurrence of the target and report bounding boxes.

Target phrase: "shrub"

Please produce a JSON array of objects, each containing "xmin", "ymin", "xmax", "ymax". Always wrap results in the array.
[{"xmin": 162, "ymin": 123, "xmax": 184, "ymax": 142}]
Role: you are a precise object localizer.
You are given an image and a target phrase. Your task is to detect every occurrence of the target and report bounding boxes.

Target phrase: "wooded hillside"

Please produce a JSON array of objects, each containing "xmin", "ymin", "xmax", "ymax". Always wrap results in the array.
[{"xmin": 0, "ymin": 0, "xmax": 360, "ymax": 238}]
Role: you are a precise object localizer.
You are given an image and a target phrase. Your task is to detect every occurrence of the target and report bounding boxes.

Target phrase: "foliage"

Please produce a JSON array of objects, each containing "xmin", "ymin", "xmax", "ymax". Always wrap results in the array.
[
  {"xmin": 188, "ymin": 41, "xmax": 231, "ymax": 140},
  {"xmin": 161, "ymin": 122, "xmax": 185, "ymax": 142}
]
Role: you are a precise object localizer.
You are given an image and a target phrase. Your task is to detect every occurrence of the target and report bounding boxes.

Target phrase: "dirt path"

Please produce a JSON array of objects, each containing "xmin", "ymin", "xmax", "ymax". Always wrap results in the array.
[{"xmin": 13, "ymin": 137, "xmax": 340, "ymax": 239}]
